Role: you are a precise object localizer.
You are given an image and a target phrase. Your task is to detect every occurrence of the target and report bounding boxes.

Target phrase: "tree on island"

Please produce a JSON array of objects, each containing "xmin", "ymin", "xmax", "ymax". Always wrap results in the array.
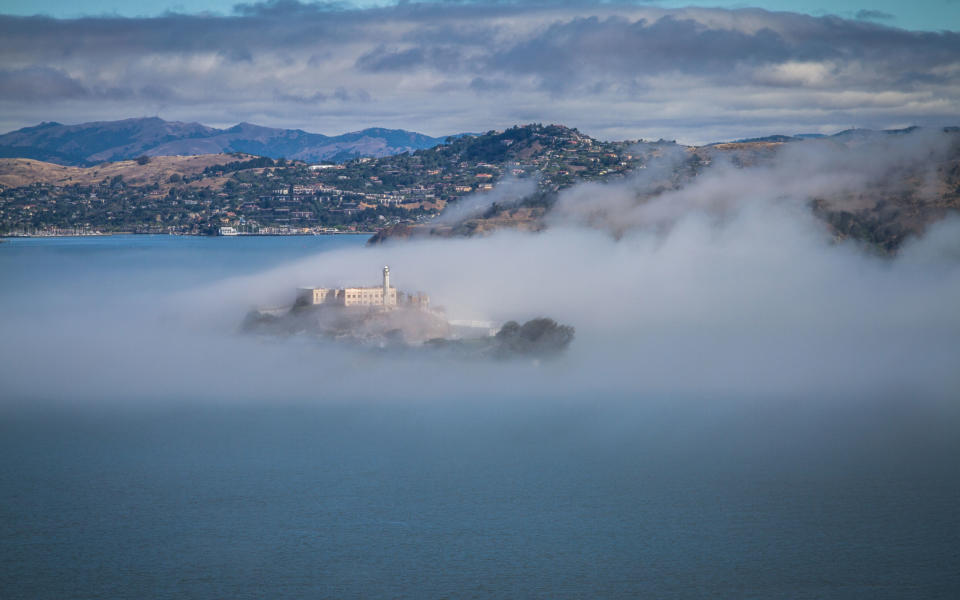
[{"xmin": 494, "ymin": 318, "xmax": 575, "ymax": 358}]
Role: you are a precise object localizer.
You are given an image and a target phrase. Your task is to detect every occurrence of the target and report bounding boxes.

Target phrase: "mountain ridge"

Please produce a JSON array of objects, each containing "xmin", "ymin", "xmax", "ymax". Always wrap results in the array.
[
  {"xmin": 0, "ymin": 117, "xmax": 453, "ymax": 166},
  {"xmin": 723, "ymin": 126, "xmax": 946, "ymax": 145}
]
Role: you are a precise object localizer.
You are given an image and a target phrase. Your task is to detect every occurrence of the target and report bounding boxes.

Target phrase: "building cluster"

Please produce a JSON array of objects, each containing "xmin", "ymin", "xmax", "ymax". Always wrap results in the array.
[
  {"xmin": 297, "ymin": 266, "xmax": 430, "ymax": 309},
  {"xmin": 1, "ymin": 124, "xmax": 646, "ymax": 236}
]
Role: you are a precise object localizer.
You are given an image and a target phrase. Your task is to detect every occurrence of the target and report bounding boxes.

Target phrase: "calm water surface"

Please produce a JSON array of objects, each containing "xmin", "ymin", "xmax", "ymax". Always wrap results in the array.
[{"xmin": 0, "ymin": 235, "xmax": 957, "ymax": 599}]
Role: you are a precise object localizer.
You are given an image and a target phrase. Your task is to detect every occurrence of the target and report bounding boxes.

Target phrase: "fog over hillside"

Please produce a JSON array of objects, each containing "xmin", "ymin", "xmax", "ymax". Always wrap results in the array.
[
  {"xmin": 2, "ymin": 133, "xmax": 958, "ymax": 407},
  {"xmin": 549, "ymin": 127, "xmax": 959, "ymax": 243}
]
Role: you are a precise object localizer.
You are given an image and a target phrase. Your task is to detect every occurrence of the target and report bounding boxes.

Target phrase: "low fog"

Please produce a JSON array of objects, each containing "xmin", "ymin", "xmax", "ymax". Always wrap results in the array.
[
  {"xmin": 2, "ymin": 129, "xmax": 959, "ymax": 410},
  {"xmin": 2, "ymin": 210, "xmax": 959, "ymax": 411},
  {"xmin": 433, "ymin": 175, "xmax": 538, "ymax": 225},
  {"xmin": 552, "ymin": 128, "xmax": 957, "ymax": 235}
]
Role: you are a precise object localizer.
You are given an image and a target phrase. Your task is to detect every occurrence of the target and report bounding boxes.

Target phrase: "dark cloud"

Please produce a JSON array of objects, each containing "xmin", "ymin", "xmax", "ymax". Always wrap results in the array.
[
  {"xmin": 0, "ymin": 2, "xmax": 956, "ymax": 143},
  {"xmin": 399, "ymin": 22, "xmax": 502, "ymax": 46},
  {"xmin": 1, "ymin": 5, "xmax": 955, "ymax": 79},
  {"xmin": 399, "ymin": 12, "xmax": 958, "ymax": 92},
  {"xmin": 0, "ymin": 67, "xmax": 89, "ymax": 101},
  {"xmin": 468, "ymin": 77, "xmax": 511, "ymax": 94},
  {"xmin": 356, "ymin": 46, "xmax": 428, "ymax": 72},
  {"xmin": 483, "ymin": 15, "xmax": 792, "ymax": 91},
  {"xmin": 274, "ymin": 89, "xmax": 330, "ymax": 103},
  {"xmin": 219, "ymin": 46, "xmax": 254, "ymax": 62},
  {"xmin": 356, "ymin": 45, "xmax": 465, "ymax": 72},
  {"xmin": 334, "ymin": 87, "xmax": 371, "ymax": 102},
  {"xmin": 137, "ymin": 84, "xmax": 178, "ymax": 101},
  {"xmin": 232, "ymin": 0, "xmax": 349, "ymax": 17},
  {"xmin": 0, "ymin": 67, "xmax": 153, "ymax": 102},
  {"xmin": 273, "ymin": 86, "xmax": 370, "ymax": 103},
  {"xmin": 856, "ymin": 9, "xmax": 895, "ymax": 21}
]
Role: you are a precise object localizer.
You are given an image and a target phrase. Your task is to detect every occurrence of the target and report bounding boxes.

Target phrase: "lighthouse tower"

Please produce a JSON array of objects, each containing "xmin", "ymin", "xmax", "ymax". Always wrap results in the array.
[{"xmin": 383, "ymin": 265, "xmax": 392, "ymax": 305}]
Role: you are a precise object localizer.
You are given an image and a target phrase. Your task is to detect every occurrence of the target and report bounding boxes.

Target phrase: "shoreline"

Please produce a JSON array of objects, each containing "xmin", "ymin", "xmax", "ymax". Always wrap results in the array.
[{"xmin": 0, "ymin": 231, "xmax": 377, "ymax": 239}]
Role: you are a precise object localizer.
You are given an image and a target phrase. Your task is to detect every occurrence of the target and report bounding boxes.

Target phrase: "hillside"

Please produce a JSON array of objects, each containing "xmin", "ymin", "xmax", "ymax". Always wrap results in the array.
[
  {"xmin": 0, "ymin": 123, "xmax": 643, "ymax": 236},
  {"xmin": 370, "ymin": 127, "xmax": 960, "ymax": 252},
  {"xmin": 2, "ymin": 123, "xmax": 958, "ymax": 251},
  {"xmin": 0, "ymin": 154, "xmax": 250, "ymax": 188},
  {"xmin": 0, "ymin": 118, "xmax": 450, "ymax": 166}
]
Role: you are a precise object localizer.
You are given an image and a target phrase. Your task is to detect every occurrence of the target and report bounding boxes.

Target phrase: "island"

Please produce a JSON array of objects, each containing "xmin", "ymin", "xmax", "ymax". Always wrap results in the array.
[{"xmin": 242, "ymin": 266, "xmax": 575, "ymax": 359}]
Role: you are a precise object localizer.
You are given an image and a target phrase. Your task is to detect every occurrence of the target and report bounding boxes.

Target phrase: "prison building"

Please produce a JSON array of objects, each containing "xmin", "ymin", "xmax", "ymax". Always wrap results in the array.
[{"xmin": 298, "ymin": 265, "xmax": 399, "ymax": 307}]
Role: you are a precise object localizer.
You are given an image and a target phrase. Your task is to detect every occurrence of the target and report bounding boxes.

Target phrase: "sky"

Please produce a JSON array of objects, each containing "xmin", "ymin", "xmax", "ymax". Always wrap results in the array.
[
  {"xmin": 3, "ymin": 0, "xmax": 958, "ymax": 32},
  {"xmin": 0, "ymin": 0, "xmax": 958, "ymax": 143}
]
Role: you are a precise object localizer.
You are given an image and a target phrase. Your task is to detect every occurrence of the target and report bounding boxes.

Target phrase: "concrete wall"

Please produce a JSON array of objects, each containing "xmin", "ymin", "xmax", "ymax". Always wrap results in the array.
[{"xmin": 342, "ymin": 286, "xmax": 397, "ymax": 306}]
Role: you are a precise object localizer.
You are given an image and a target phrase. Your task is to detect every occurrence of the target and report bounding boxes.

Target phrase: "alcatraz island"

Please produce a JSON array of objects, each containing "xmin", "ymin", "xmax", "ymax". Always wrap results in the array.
[{"xmin": 242, "ymin": 265, "xmax": 575, "ymax": 359}]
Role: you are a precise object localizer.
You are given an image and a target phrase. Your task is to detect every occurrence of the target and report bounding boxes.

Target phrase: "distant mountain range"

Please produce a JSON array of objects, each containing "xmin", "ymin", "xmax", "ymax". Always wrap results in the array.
[
  {"xmin": 724, "ymin": 126, "xmax": 960, "ymax": 145},
  {"xmin": 0, "ymin": 118, "xmax": 454, "ymax": 166}
]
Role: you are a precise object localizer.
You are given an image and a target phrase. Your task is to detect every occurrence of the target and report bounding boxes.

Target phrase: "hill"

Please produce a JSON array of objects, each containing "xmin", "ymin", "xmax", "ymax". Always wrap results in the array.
[
  {"xmin": 0, "ymin": 118, "xmax": 451, "ymax": 166},
  {"xmin": 370, "ymin": 126, "xmax": 960, "ymax": 252},
  {"xmin": 2, "ymin": 122, "xmax": 958, "ymax": 252},
  {"xmin": 0, "ymin": 123, "xmax": 643, "ymax": 236},
  {"xmin": 0, "ymin": 154, "xmax": 250, "ymax": 189},
  {"xmin": 725, "ymin": 127, "xmax": 925, "ymax": 145}
]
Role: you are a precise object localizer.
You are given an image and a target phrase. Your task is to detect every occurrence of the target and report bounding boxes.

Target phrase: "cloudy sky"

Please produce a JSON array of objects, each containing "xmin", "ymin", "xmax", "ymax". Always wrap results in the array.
[{"xmin": 1, "ymin": 0, "xmax": 958, "ymax": 143}]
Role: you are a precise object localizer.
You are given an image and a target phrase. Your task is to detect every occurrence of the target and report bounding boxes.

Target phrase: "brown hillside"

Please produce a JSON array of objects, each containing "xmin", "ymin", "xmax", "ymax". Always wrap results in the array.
[{"xmin": 0, "ymin": 154, "xmax": 251, "ymax": 188}]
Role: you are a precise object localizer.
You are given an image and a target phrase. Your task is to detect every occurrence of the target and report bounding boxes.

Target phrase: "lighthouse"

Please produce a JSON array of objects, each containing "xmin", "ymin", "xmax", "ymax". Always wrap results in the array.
[{"xmin": 383, "ymin": 265, "xmax": 391, "ymax": 305}]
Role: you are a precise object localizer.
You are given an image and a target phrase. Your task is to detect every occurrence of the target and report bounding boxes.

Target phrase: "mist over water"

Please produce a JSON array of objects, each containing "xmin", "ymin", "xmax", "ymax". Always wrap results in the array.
[
  {"xmin": 1, "ymin": 186, "xmax": 959, "ymax": 596},
  {"xmin": 3, "ymin": 203, "xmax": 959, "ymax": 405}
]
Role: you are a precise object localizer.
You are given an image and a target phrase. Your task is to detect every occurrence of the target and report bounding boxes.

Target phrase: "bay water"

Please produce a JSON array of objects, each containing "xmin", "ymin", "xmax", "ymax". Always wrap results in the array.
[{"xmin": 0, "ymin": 235, "xmax": 957, "ymax": 599}]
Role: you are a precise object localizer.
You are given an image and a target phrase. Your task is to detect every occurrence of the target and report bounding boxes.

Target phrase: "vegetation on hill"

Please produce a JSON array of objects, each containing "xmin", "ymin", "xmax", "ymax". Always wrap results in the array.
[
  {"xmin": 1, "ymin": 123, "xmax": 958, "ymax": 252},
  {"xmin": 0, "ymin": 123, "xmax": 647, "ymax": 236},
  {"xmin": 491, "ymin": 318, "xmax": 576, "ymax": 359}
]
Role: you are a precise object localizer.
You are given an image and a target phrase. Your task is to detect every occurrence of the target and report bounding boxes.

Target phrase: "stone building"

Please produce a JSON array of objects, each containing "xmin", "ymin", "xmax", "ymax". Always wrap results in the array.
[{"xmin": 297, "ymin": 266, "xmax": 428, "ymax": 308}]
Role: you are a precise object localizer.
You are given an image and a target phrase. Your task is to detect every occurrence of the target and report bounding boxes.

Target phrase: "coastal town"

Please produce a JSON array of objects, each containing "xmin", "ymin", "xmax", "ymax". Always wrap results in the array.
[
  {"xmin": 4, "ymin": 121, "xmax": 952, "ymax": 252},
  {"xmin": 0, "ymin": 124, "xmax": 651, "ymax": 237}
]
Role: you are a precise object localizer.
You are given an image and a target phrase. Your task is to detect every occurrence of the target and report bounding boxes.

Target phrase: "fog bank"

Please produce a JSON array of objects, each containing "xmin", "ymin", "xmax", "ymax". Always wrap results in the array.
[{"xmin": 1, "ymin": 200, "xmax": 958, "ymax": 408}]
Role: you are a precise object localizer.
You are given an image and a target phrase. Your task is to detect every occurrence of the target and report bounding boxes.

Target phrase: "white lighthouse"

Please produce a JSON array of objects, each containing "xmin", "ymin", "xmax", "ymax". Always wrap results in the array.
[{"xmin": 383, "ymin": 265, "xmax": 392, "ymax": 305}]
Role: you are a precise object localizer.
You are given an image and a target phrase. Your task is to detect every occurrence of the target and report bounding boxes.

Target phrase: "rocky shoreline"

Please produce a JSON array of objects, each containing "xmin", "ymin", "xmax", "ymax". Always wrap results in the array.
[{"xmin": 242, "ymin": 304, "xmax": 574, "ymax": 360}]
